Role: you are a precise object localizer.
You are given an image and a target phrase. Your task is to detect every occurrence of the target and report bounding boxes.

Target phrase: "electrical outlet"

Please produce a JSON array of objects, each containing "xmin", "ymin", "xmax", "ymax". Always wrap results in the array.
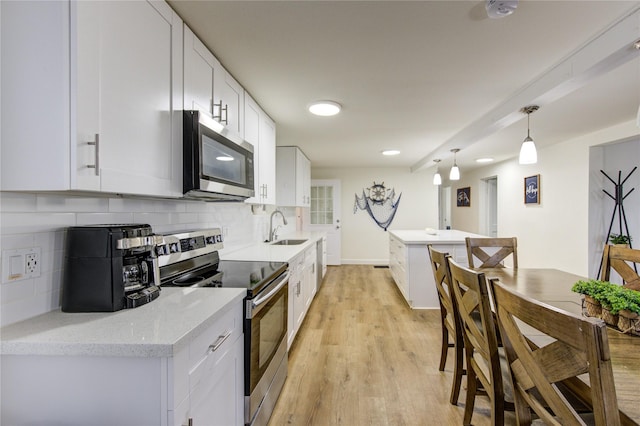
[
  {"xmin": 2, "ymin": 247, "xmax": 41, "ymax": 282},
  {"xmin": 25, "ymin": 252, "xmax": 40, "ymax": 275}
]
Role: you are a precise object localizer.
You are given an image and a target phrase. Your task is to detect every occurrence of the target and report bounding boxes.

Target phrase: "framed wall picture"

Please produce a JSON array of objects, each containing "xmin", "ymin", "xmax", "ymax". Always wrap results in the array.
[
  {"xmin": 524, "ymin": 174, "xmax": 540, "ymax": 204},
  {"xmin": 457, "ymin": 187, "xmax": 471, "ymax": 207}
]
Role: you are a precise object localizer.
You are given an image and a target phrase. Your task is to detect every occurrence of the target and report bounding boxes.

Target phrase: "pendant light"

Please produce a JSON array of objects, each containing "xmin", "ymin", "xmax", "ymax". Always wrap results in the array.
[
  {"xmin": 433, "ymin": 159, "xmax": 442, "ymax": 185},
  {"xmin": 449, "ymin": 149, "xmax": 460, "ymax": 181},
  {"xmin": 519, "ymin": 105, "xmax": 539, "ymax": 165}
]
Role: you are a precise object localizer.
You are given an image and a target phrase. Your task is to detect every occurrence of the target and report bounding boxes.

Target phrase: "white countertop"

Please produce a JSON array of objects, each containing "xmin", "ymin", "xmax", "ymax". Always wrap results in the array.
[
  {"xmin": 220, "ymin": 232, "xmax": 325, "ymax": 262},
  {"xmin": 389, "ymin": 229, "xmax": 485, "ymax": 244},
  {"xmin": 1, "ymin": 232, "xmax": 325, "ymax": 358},
  {"xmin": 0, "ymin": 287, "xmax": 246, "ymax": 358}
]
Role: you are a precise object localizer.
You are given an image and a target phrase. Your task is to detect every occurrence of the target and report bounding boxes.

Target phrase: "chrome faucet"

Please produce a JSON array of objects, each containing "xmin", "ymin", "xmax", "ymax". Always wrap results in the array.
[{"xmin": 269, "ymin": 209, "xmax": 288, "ymax": 242}]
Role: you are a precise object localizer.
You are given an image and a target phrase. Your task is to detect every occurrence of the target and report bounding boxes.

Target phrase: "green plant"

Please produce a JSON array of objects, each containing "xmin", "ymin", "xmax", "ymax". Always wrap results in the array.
[
  {"xmin": 609, "ymin": 234, "xmax": 632, "ymax": 245},
  {"xmin": 571, "ymin": 279, "xmax": 640, "ymax": 315}
]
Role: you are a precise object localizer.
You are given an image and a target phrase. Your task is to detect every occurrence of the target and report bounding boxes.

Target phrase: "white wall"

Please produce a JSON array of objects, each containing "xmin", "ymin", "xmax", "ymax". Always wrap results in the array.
[
  {"xmin": 311, "ymin": 167, "xmax": 438, "ymax": 264},
  {"xmin": 0, "ymin": 193, "xmax": 296, "ymax": 326},
  {"xmin": 452, "ymin": 120, "xmax": 639, "ymax": 277}
]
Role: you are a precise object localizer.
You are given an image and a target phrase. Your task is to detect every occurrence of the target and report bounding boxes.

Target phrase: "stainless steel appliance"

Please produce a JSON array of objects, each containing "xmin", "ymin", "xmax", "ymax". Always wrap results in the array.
[
  {"xmin": 157, "ymin": 229, "xmax": 288, "ymax": 426},
  {"xmin": 183, "ymin": 110, "xmax": 255, "ymax": 201},
  {"xmin": 61, "ymin": 224, "xmax": 163, "ymax": 312}
]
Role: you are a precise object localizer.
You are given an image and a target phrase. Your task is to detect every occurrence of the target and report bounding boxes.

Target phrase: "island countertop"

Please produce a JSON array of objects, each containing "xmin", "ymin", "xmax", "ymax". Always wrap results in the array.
[
  {"xmin": 389, "ymin": 229, "xmax": 485, "ymax": 244},
  {"xmin": 0, "ymin": 287, "xmax": 246, "ymax": 358}
]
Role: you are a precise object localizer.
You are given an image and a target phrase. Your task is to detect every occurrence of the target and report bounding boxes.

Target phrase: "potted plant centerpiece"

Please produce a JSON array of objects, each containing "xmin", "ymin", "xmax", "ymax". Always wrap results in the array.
[
  {"xmin": 609, "ymin": 233, "xmax": 632, "ymax": 246},
  {"xmin": 572, "ymin": 279, "xmax": 640, "ymax": 335}
]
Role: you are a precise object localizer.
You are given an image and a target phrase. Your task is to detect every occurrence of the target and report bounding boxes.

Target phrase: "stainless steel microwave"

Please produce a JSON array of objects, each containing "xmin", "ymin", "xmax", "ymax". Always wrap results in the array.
[{"xmin": 183, "ymin": 110, "xmax": 255, "ymax": 201}]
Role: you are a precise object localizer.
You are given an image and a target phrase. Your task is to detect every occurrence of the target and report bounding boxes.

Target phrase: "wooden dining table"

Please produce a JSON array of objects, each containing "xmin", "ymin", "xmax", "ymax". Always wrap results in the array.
[{"xmin": 479, "ymin": 268, "xmax": 640, "ymax": 426}]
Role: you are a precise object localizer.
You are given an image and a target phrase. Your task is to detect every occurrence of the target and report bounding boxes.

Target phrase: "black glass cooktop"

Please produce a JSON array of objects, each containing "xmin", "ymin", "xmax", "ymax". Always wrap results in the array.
[
  {"xmin": 217, "ymin": 260, "xmax": 287, "ymax": 296},
  {"xmin": 162, "ymin": 259, "xmax": 287, "ymax": 297}
]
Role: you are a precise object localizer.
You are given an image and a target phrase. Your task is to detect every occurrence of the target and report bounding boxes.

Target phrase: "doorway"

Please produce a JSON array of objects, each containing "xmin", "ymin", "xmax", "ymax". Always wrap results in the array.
[
  {"xmin": 439, "ymin": 186, "xmax": 452, "ymax": 230},
  {"xmin": 309, "ymin": 179, "xmax": 341, "ymax": 265},
  {"xmin": 481, "ymin": 176, "xmax": 498, "ymax": 237}
]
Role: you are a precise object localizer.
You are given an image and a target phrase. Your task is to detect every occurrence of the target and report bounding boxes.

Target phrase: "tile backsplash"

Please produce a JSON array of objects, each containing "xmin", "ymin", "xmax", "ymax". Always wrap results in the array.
[{"xmin": 0, "ymin": 192, "xmax": 296, "ymax": 326}]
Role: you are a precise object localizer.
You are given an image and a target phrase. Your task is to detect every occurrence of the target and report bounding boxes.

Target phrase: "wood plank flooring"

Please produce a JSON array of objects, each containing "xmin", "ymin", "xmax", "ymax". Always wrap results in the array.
[{"xmin": 268, "ymin": 264, "xmax": 516, "ymax": 426}]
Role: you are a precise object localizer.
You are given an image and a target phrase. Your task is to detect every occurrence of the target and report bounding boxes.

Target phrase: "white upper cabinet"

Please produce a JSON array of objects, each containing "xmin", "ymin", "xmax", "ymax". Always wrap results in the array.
[
  {"xmin": 276, "ymin": 146, "xmax": 311, "ymax": 207},
  {"xmin": 183, "ymin": 25, "xmax": 244, "ymax": 142},
  {"xmin": 1, "ymin": 1, "xmax": 183, "ymax": 197},
  {"xmin": 244, "ymin": 93, "xmax": 276, "ymax": 205}
]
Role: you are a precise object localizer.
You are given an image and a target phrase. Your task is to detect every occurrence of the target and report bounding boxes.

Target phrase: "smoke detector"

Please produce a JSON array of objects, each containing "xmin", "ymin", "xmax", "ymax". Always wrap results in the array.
[{"xmin": 486, "ymin": 0, "xmax": 518, "ymax": 19}]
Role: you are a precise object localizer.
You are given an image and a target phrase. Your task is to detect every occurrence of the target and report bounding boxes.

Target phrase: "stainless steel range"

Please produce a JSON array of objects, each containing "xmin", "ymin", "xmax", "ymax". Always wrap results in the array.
[{"xmin": 156, "ymin": 229, "xmax": 289, "ymax": 426}]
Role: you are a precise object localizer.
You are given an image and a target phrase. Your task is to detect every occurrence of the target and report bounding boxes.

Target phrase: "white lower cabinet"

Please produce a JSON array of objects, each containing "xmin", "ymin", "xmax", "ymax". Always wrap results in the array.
[
  {"xmin": 0, "ymin": 303, "xmax": 244, "ymax": 426},
  {"xmin": 288, "ymin": 252, "xmax": 305, "ymax": 349},
  {"xmin": 287, "ymin": 242, "xmax": 318, "ymax": 349}
]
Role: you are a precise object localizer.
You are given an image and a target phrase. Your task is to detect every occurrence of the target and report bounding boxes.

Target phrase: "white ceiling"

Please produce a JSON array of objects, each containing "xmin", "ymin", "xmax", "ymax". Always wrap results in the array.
[{"xmin": 168, "ymin": 0, "xmax": 640, "ymax": 174}]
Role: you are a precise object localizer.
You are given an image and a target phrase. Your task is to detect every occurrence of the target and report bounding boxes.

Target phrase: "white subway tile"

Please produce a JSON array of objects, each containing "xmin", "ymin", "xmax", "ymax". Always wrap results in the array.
[
  {"xmin": 1, "ymin": 280, "xmax": 35, "ymax": 303},
  {"xmin": 0, "ymin": 193, "xmax": 37, "ymax": 212},
  {"xmin": 34, "ymin": 230, "xmax": 66, "ymax": 253},
  {"xmin": 0, "ymin": 233, "xmax": 36, "ymax": 250},
  {"xmin": 153, "ymin": 200, "xmax": 187, "ymax": 213},
  {"xmin": 0, "ymin": 213, "xmax": 76, "ymax": 235},
  {"xmin": 36, "ymin": 194, "xmax": 109, "ymax": 212},
  {"xmin": 109, "ymin": 197, "xmax": 156, "ymax": 213},
  {"xmin": 76, "ymin": 212, "xmax": 134, "ymax": 225},
  {"xmin": 132, "ymin": 213, "xmax": 173, "ymax": 226},
  {"xmin": 184, "ymin": 200, "xmax": 209, "ymax": 212}
]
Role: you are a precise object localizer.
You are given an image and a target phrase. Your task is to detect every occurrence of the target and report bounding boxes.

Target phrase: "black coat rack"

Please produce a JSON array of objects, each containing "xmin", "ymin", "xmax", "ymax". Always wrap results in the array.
[{"xmin": 599, "ymin": 166, "xmax": 637, "ymax": 275}]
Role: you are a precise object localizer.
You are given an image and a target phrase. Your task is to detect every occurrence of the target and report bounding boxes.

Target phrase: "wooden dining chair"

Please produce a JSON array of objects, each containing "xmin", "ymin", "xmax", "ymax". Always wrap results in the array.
[
  {"xmin": 427, "ymin": 246, "xmax": 464, "ymax": 405},
  {"xmin": 466, "ymin": 237, "xmax": 518, "ymax": 269},
  {"xmin": 448, "ymin": 258, "xmax": 512, "ymax": 426},
  {"xmin": 600, "ymin": 244, "xmax": 640, "ymax": 291},
  {"xmin": 489, "ymin": 279, "xmax": 622, "ymax": 426}
]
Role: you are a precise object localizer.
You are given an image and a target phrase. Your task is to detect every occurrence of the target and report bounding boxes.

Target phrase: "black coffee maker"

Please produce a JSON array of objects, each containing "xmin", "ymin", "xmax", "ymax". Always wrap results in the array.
[{"xmin": 62, "ymin": 224, "xmax": 163, "ymax": 312}]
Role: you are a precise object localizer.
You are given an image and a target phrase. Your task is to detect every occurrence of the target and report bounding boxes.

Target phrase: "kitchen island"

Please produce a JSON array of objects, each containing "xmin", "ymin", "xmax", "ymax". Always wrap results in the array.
[{"xmin": 388, "ymin": 229, "xmax": 485, "ymax": 309}]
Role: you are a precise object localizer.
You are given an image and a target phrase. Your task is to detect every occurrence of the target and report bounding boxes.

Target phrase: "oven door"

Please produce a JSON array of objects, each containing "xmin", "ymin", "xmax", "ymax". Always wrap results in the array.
[{"xmin": 245, "ymin": 271, "xmax": 288, "ymax": 426}]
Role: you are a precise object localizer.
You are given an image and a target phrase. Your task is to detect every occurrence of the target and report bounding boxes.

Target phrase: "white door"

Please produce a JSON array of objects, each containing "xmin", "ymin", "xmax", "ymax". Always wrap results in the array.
[{"xmin": 310, "ymin": 180, "xmax": 341, "ymax": 265}]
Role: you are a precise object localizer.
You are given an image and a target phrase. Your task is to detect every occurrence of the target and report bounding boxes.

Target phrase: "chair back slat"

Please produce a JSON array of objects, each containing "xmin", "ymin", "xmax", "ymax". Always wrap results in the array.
[
  {"xmin": 600, "ymin": 244, "xmax": 640, "ymax": 290},
  {"xmin": 448, "ymin": 258, "xmax": 506, "ymax": 425},
  {"xmin": 427, "ymin": 246, "xmax": 465, "ymax": 405},
  {"xmin": 466, "ymin": 237, "xmax": 518, "ymax": 269},
  {"xmin": 490, "ymin": 279, "xmax": 621, "ymax": 426}
]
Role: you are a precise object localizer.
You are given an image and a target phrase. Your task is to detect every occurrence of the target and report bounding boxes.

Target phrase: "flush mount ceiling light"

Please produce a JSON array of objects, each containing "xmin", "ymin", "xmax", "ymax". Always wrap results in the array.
[
  {"xmin": 476, "ymin": 157, "xmax": 494, "ymax": 163},
  {"xmin": 381, "ymin": 150, "xmax": 400, "ymax": 156},
  {"xmin": 519, "ymin": 105, "xmax": 539, "ymax": 165},
  {"xmin": 432, "ymin": 159, "xmax": 442, "ymax": 185},
  {"xmin": 449, "ymin": 149, "xmax": 460, "ymax": 181},
  {"xmin": 308, "ymin": 101, "xmax": 341, "ymax": 116}
]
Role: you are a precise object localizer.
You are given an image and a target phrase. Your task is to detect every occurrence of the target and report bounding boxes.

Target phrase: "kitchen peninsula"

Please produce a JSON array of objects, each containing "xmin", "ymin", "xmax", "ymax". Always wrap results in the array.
[{"xmin": 388, "ymin": 229, "xmax": 485, "ymax": 309}]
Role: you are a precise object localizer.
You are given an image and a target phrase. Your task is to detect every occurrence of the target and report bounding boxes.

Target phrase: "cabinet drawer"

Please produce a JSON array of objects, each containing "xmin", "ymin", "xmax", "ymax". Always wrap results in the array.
[{"xmin": 188, "ymin": 304, "xmax": 243, "ymax": 373}]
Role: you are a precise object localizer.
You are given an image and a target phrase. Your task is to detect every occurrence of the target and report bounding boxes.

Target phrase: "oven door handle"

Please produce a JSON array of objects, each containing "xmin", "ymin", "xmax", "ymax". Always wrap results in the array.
[{"xmin": 247, "ymin": 272, "xmax": 289, "ymax": 317}]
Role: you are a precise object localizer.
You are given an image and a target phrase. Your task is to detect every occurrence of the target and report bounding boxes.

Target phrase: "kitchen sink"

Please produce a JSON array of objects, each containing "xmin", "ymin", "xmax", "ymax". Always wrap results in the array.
[{"xmin": 270, "ymin": 239, "xmax": 308, "ymax": 246}]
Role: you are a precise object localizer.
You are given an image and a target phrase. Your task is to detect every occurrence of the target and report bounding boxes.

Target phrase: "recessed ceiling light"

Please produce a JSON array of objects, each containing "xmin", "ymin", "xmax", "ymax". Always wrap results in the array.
[
  {"xmin": 308, "ymin": 101, "xmax": 341, "ymax": 116},
  {"xmin": 476, "ymin": 157, "xmax": 494, "ymax": 163},
  {"xmin": 381, "ymin": 150, "xmax": 400, "ymax": 156}
]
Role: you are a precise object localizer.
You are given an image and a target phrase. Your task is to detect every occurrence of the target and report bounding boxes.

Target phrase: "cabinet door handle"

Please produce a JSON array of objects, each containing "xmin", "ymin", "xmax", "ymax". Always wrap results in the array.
[
  {"xmin": 213, "ymin": 101, "xmax": 229, "ymax": 125},
  {"xmin": 208, "ymin": 330, "xmax": 232, "ymax": 353},
  {"xmin": 87, "ymin": 133, "xmax": 100, "ymax": 176}
]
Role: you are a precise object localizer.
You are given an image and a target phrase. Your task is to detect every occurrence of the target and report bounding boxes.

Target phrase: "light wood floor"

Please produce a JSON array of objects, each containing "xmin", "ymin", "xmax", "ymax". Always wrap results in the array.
[{"xmin": 268, "ymin": 264, "xmax": 516, "ymax": 426}]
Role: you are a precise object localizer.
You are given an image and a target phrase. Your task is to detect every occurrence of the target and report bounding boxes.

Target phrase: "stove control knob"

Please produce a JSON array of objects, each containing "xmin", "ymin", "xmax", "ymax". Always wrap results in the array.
[{"xmin": 169, "ymin": 243, "xmax": 180, "ymax": 253}]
